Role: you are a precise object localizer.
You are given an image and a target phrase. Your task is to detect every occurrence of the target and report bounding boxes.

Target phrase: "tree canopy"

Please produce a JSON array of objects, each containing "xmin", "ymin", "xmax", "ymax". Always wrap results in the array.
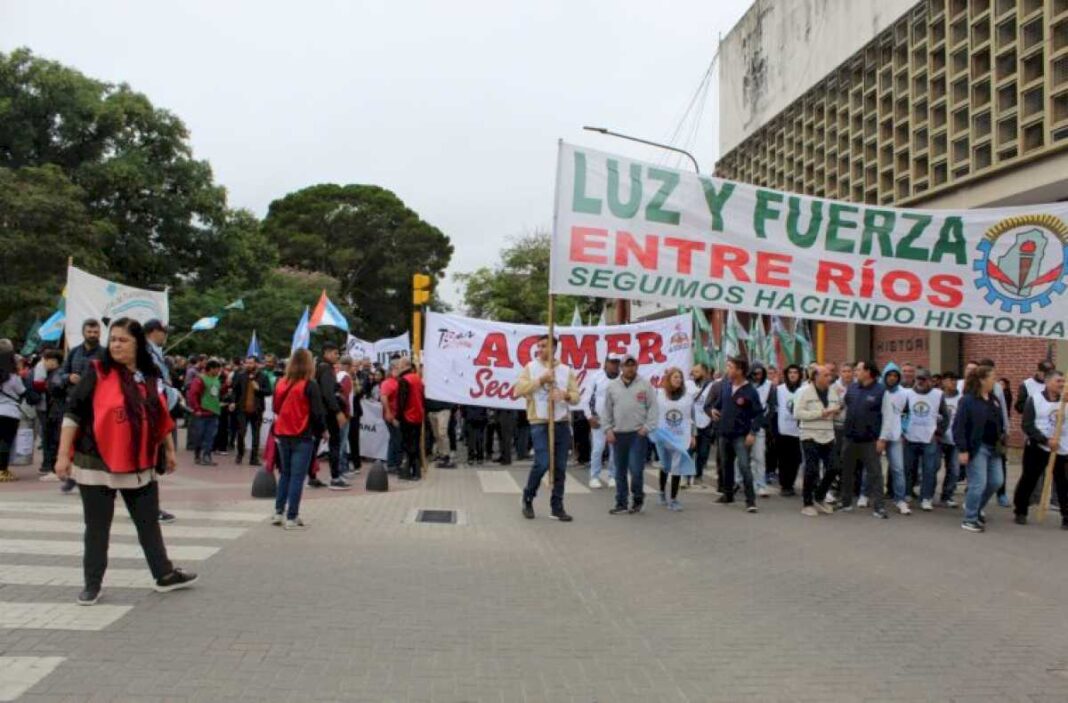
[
  {"xmin": 263, "ymin": 184, "xmax": 454, "ymax": 339},
  {"xmin": 457, "ymin": 231, "xmax": 600, "ymax": 325}
]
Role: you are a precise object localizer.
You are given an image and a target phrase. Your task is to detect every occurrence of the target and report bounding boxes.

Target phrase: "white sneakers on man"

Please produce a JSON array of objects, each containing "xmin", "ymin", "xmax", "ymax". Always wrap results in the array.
[
  {"xmin": 589, "ymin": 477, "xmax": 603, "ymax": 489},
  {"xmin": 896, "ymin": 500, "xmax": 912, "ymax": 515},
  {"xmin": 921, "ymin": 499, "xmax": 934, "ymax": 511},
  {"xmin": 857, "ymin": 496, "xmax": 870, "ymax": 508}
]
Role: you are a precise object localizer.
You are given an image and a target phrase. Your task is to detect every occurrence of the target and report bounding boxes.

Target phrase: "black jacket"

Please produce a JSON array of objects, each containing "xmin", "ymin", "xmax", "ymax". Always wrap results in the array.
[
  {"xmin": 316, "ymin": 361, "xmax": 341, "ymax": 415},
  {"xmin": 711, "ymin": 380, "xmax": 765, "ymax": 439},
  {"xmin": 842, "ymin": 380, "xmax": 885, "ymax": 442},
  {"xmin": 953, "ymin": 393, "xmax": 1006, "ymax": 454},
  {"xmin": 232, "ymin": 369, "xmax": 270, "ymax": 415}
]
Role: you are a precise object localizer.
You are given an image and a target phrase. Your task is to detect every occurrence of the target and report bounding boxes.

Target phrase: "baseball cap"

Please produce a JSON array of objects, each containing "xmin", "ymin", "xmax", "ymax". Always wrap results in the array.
[
  {"xmin": 622, "ymin": 353, "xmax": 638, "ymax": 364},
  {"xmin": 606, "ymin": 353, "xmax": 623, "ymax": 362},
  {"xmin": 916, "ymin": 368, "xmax": 932, "ymax": 380},
  {"xmin": 143, "ymin": 319, "xmax": 167, "ymax": 334}
]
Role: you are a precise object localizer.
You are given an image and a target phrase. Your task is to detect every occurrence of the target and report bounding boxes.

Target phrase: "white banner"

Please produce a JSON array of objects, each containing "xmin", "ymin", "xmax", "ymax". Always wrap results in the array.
[
  {"xmin": 345, "ymin": 335, "xmax": 374, "ymax": 361},
  {"xmin": 65, "ymin": 266, "xmax": 169, "ymax": 347},
  {"xmin": 551, "ymin": 143, "xmax": 1068, "ymax": 340},
  {"xmin": 359, "ymin": 399, "xmax": 390, "ymax": 460},
  {"xmin": 422, "ymin": 312, "xmax": 693, "ymax": 410},
  {"xmin": 373, "ymin": 333, "xmax": 410, "ymax": 366}
]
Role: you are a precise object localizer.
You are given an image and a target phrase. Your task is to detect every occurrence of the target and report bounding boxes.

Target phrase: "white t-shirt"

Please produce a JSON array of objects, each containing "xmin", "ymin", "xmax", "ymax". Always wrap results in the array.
[
  {"xmin": 1031, "ymin": 392, "xmax": 1068, "ymax": 456},
  {"xmin": 903, "ymin": 388, "xmax": 943, "ymax": 443},
  {"xmin": 657, "ymin": 388, "xmax": 694, "ymax": 441},
  {"xmin": 692, "ymin": 380, "xmax": 713, "ymax": 429},
  {"xmin": 527, "ymin": 359, "xmax": 571, "ymax": 422},
  {"xmin": 776, "ymin": 384, "xmax": 800, "ymax": 437}
]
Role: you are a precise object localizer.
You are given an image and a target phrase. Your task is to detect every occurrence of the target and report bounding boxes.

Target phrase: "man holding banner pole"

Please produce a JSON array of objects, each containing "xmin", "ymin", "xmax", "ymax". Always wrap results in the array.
[{"xmin": 515, "ymin": 335, "xmax": 579, "ymax": 522}]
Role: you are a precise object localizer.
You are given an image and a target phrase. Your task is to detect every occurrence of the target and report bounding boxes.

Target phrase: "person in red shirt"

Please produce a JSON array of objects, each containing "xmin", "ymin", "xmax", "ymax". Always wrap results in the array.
[
  {"xmin": 379, "ymin": 359, "xmax": 402, "ymax": 472},
  {"xmin": 396, "ymin": 357, "xmax": 425, "ymax": 481},
  {"xmin": 271, "ymin": 349, "xmax": 326, "ymax": 529}
]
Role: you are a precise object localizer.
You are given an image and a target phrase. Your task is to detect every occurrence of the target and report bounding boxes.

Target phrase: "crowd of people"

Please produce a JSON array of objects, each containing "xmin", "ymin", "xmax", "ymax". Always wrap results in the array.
[{"xmin": 1, "ymin": 317, "xmax": 1065, "ymax": 604}]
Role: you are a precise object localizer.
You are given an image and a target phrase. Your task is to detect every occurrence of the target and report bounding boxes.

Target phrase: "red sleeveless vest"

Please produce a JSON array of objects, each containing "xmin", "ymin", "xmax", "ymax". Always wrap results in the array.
[
  {"xmin": 273, "ymin": 379, "xmax": 311, "ymax": 437},
  {"xmin": 90, "ymin": 361, "xmax": 174, "ymax": 473}
]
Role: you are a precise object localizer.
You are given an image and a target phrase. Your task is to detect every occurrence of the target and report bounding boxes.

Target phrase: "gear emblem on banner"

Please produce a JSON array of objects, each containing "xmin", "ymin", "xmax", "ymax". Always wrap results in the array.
[{"xmin": 973, "ymin": 214, "xmax": 1068, "ymax": 313}]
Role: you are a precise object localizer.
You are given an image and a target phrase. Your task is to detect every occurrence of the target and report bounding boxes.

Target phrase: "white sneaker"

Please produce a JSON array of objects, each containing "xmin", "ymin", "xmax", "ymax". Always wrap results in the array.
[
  {"xmin": 824, "ymin": 491, "xmax": 836, "ymax": 503},
  {"xmin": 757, "ymin": 487, "xmax": 770, "ymax": 498},
  {"xmin": 941, "ymin": 498, "xmax": 959, "ymax": 509},
  {"xmin": 589, "ymin": 477, "xmax": 603, "ymax": 489},
  {"xmin": 283, "ymin": 518, "xmax": 307, "ymax": 530},
  {"xmin": 608, "ymin": 478, "xmax": 617, "ymax": 488},
  {"xmin": 896, "ymin": 500, "xmax": 912, "ymax": 515},
  {"xmin": 270, "ymin": 513, "xmax": 283, "ymax": 526},
  {"xmin": 857, "ymin": 496, "xmax": 870, "ymax": 508},
  {"xmin": 801, "ymin": 505, "xmax": 818, "ymax": 517},
  {"xmin": 921, "ymin": 499, "xmax": 934, "ymax": 511}
]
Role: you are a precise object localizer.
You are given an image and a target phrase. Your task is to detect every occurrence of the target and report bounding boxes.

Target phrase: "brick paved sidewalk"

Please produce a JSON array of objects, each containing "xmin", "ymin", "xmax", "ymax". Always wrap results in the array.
[{"xmin": 3, "ymin": 459, "xmax": 1067, "ymax": 702}]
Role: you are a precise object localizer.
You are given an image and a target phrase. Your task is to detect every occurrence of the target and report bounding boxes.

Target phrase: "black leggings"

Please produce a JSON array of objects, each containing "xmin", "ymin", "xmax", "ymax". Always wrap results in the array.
[
  {"xmin": 79, "ymin": 481, "xmax": 173, "ymax": 589},
  {"xmin": 0, "ymin": 416, "xmax": 19, "ymax": 471},
  {"xmin": 658, "ymin": 470, "xmax": 681, "ymax": 499}
]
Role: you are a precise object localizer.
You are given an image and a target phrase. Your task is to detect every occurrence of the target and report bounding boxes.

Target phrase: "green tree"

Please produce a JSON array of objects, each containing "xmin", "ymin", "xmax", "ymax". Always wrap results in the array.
[
  {"xmin": 262, "ymin": 184, "xmax": 453, "ymax": 339},
  {"xmin": 0, "ymin": 165, "xmax": 110, "ymax": 338},
  {"xmin": 168, "ymin": 267, "xmax": 340, "ymax": 359},
  {"xmin": 457, "ymin": 231, "xmax": 599, "ymax": 324},
  {"xmin": 0, "ymin": 48, "xmax": 226, "ymax": 291}
]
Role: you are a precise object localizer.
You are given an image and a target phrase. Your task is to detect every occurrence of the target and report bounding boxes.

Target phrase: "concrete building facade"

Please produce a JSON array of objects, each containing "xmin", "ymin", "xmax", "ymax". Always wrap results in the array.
[{"xmin": 713, "ymin": 0, "xmax": 1068, "ymax": 443}]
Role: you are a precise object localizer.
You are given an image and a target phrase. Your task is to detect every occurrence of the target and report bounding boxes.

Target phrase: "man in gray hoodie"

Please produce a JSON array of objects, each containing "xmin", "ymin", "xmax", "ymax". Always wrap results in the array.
[{"xmin": 604, "ymin": 354, "xmax": 658, "ymax": 514}]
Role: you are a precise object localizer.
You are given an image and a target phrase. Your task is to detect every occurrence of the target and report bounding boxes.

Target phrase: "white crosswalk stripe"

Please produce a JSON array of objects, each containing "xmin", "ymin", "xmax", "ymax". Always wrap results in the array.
[
  {"xmin": 0, "ymin": 500, "xmax": 266, "ymax": 523},
  {"xmin": 0, "ymin": 602, "xmax": 132, "ymax": 631},
  {"xmin": 563, "ymin": 473, "xmax": 591, "ymax": 494},
  {"xmin": 0, "ymin": 517, "xmax": 246, "ymax": 541},
  {"xmin": 0, "ymin": 564, "xmax": 153, "ymax": 589},
  {"xmin": 0, "ymin": 538, "xmax": 218, "ymax": 561},
  {"xmin": 0, "ymin": 657, "xmax": 65, "ymax": 702},
  {"xmin": 476, "ymin": 470, "xmax": 521, "ymax": 493}
]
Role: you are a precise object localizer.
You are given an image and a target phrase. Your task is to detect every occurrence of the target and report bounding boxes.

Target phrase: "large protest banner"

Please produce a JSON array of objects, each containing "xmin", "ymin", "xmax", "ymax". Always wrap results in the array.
[
  {"xmin": 358, "ymin": 400, "xmax": 390, "ymax": 461},
  {"xmin": 550, "ymin": 143, "xmax": 1068, "ymax": 340},
  {"xmin": 423, "ymin": 312, "xmax": 692, "ymax": 410},
  {"xmin": 65, "ymin": 266, "xmax": 169, "ymax": 347}
]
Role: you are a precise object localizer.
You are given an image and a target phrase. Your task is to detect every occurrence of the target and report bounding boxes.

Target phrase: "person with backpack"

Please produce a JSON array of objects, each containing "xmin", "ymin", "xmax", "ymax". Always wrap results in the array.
[
  {"xmin": 0, "ymin": 339, "xmax": 38, "ymax": 482},
  {"xmin": 395, "ymin": 357, "xmax": 425, "ymax": 481},
  {"xmin": 271, "ymin": 349, "xmax": 326, "ymax": 530}
]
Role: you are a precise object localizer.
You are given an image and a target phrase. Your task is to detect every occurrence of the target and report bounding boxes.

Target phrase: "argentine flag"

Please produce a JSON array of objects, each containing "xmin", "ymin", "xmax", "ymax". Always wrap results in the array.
[
  {"xmin": 309, "ymin": 290, "xmax": 349, "ymax": 331},
  {"xmin": 247, "ymin": 330, "xmax": 262, "ymax": 360},
  {"xmin": 192, "ymin": 316, "xmax": 219, "ymax": 331}
]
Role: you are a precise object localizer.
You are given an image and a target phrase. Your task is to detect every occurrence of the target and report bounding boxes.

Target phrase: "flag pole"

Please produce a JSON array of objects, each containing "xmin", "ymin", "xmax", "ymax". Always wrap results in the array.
[
  {"xmin": 1036, "ymin": 392, "xmax": 1067, "ymax": 523},
  {"xmin": 547, "ymin": 294, "xmax": 556, "ymax": 488}
]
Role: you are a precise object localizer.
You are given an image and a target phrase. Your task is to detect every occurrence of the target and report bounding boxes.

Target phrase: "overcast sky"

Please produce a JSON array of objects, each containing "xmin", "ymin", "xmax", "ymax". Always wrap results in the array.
[{"xmin": 1, "ymin": 0, "xmax": 749, "ymax": 307}]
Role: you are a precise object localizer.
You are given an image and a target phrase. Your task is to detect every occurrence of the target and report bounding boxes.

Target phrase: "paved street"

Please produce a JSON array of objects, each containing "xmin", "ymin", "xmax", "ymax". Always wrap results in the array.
[{"xmin": 2, "ymin": 451, "xmax": 1068, "ymax": 703}]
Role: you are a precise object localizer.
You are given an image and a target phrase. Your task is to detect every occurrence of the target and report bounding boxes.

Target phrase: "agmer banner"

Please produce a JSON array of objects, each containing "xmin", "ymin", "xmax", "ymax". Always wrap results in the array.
[
  {"xmin": 422, "ymin": 312, "xmax": 693, "ymax": 410},
  {"xmin": 550, "ymin": 143, "xmax": 1068, "ymax": 340}
]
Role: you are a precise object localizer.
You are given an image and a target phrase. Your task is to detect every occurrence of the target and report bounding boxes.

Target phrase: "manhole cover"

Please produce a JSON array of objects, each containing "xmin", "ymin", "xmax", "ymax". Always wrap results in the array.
[{"xmin": 416, "ymin": 509, "xmax": 456, "ymax": 524}]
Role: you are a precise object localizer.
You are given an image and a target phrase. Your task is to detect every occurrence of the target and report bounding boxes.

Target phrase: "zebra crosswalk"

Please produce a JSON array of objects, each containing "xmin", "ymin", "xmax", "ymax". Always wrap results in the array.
[
  {"xmin": 475, "ymin": 467, "xmax": 677, "ymax": 495},
  {"xmin": 0, "ymin": 498, "xmax": 265, "ymax": 701}
]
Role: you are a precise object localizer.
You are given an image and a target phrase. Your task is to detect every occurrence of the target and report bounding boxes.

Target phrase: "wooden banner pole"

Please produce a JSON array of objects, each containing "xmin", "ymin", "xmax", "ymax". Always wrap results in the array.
[
  {"xmin": 1036, "ymin": 392, "xmax": 1067, "ymax": 523},
  {"xmin": 547, "ymin": 295, "xmax": 556, "ymax": 488}
]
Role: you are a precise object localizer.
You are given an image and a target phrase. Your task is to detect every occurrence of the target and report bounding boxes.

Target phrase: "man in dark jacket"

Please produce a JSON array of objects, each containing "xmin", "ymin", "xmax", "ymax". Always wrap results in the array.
[
  {"xmin": 59, "ymin": 319, "xmax": 103, "ymax": 388},
  {"xmin": 709, "ymin": 357, "xmax": 765, "ymax": 513},
  {"xmin": 313, "ymin": 342, "xmax": 349, "ymax": 490},
  {"xmin": 232, "ymin": 356, "xmax": 270, "ymax": 465},
  {"xmin": 839, "ymin": 361, "xmax": 888, "ymax": 517}
]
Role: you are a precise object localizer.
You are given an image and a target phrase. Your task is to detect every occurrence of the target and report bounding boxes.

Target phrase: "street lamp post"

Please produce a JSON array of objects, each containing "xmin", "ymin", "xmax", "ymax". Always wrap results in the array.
[{"xmin": 582, "ymin": 126, "xmax": 702, "ymax": 174}]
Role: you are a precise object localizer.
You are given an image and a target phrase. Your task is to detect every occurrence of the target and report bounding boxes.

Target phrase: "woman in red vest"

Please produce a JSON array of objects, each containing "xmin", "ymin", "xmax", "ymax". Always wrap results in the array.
[
  {"xmin": 55, "ymin": 318, "xmax": 197, "ymax": 606},
  {"xmin": 271, "ymin": 349, "xmax": 326, "ymax": 529}
]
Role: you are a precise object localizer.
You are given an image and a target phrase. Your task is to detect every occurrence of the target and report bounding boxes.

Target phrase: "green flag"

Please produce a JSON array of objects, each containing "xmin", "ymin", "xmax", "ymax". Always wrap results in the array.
[
  {"xmin": 771, "ymin": 315, "xmax": 796, "ymax": 365},
  {"xmin": 20, "ymin": 318, "xmax": 42, "ymax": 356},
  {"xmin": 748, "ymin": 314, "xmax": 767, "ymax": 366},
  {"xmin": 796, "ymin": 319, "xmax": 814, "ymax": 366},
  {"xmin": 723, "ymin": 309, "xmax": 748, "ymax": 363},
  {"xmin": 691, "ymin": 307, "xmax": 711, "ymax": 334}
]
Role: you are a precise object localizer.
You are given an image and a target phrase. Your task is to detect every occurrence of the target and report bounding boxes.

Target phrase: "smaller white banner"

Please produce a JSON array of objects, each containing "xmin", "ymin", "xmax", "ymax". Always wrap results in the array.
[
  {"xmin": 373, "ymin": 333, "xmax": 410, "ymax": 367},
  {"xmin": 359, "ymin": 399, "xmax": 390, "ymax": 461},
  {"xmin": 65, "ymin": 266, "xmax": 169, "ymax": 347}
]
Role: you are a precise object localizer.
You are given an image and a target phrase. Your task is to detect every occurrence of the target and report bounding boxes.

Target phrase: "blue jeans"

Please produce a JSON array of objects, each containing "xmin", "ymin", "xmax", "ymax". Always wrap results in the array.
[
  {"xmin": 275, "ymin": 436, "xmax": 313, "ymax": 520},
  {"xmin": 883, "ymin": 439, "xmax": 906, "ymax": 502},
  {"xmin": 720, "ymin": 435, "xmax": 756, "ymax": 505},
  {"xmin": 338, "ymin": 420, "xmax": 350, "ymax": 472},
  {"xmin": 524, "ymin": 422, "xmax": 570, "ymax": 511},
  {"xmin": 907, "ymin": 440, "xmax": 942, "ymax": 502},
  {"xmin": 589, "ymin": 425, "xmax": 614, "ymax": 481},
  {"xmin": 194, "ymin": 416, "xmax": 219, "ymax": 458},
  {"xmin": 940, "ymin": 443, "xmax": 960, "ymax": 502},
  {"xmin": 386, "ymin": 422, "xmax": 403, "ymax": 469},
  {"xmin": 613, "ymin": 431, "xmax": 648, "ymax": 508},
  {"xmin": 963, "ymin": 444, "xmax": 1004, "ymax": 523}
]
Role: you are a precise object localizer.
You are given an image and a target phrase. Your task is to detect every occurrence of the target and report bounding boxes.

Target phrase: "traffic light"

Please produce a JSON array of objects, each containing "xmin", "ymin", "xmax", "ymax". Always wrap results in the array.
[{"xmin": 412, "ymin": 273, "xmax": 432, "ymax": 306}]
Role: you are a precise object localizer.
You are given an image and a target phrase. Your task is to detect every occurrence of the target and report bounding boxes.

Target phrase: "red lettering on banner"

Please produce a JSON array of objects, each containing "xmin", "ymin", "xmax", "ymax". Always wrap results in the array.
[
  {"xmin": 637, "ymin": 332, "xmax": 666, "ymax": 364},
  {"xmin": 927, "ymin": 275, "xmax": 964, "ymax": 308},
  {"xmin": 604, "ymin": 333, "xmax": 631, "ymax": 356},
  {"xmin": 614, "ymin": 231, "xmax": 658, "ymax": 270},
  {"xmin": 756, "ymin": 252, "xmax": 792, "ymax": 287},
  {"xmin": 881, "ymin": 270, "xmax": 922, "ymax": 302},
  {"xmin": 815, "ymin": 260, "xmax": 854, "ymax": 295},
  {"xmin": 570, "ymin": 226, "xmax": 608, "ymax": 264},
  {"xmin": 517, "ymin": 336, "xmax": 539, "ymax": 366},
  {"xmin": 473, "ymin": 333, "xmax": 513, "ymax": 368},
  {"xmin": 559, "ymin": 335, "xmax": 600, "ymax": 370},
  {"xmin": 664, "ymin": 237, "xmax": 704, "ymax": 275},
  {"xmin": 710, "ymin": 245, "xmax": 750, "ymax": 282},
  {"xmin": 469, "ymin": 368, "xmax": 517, "ymax": 401}
]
